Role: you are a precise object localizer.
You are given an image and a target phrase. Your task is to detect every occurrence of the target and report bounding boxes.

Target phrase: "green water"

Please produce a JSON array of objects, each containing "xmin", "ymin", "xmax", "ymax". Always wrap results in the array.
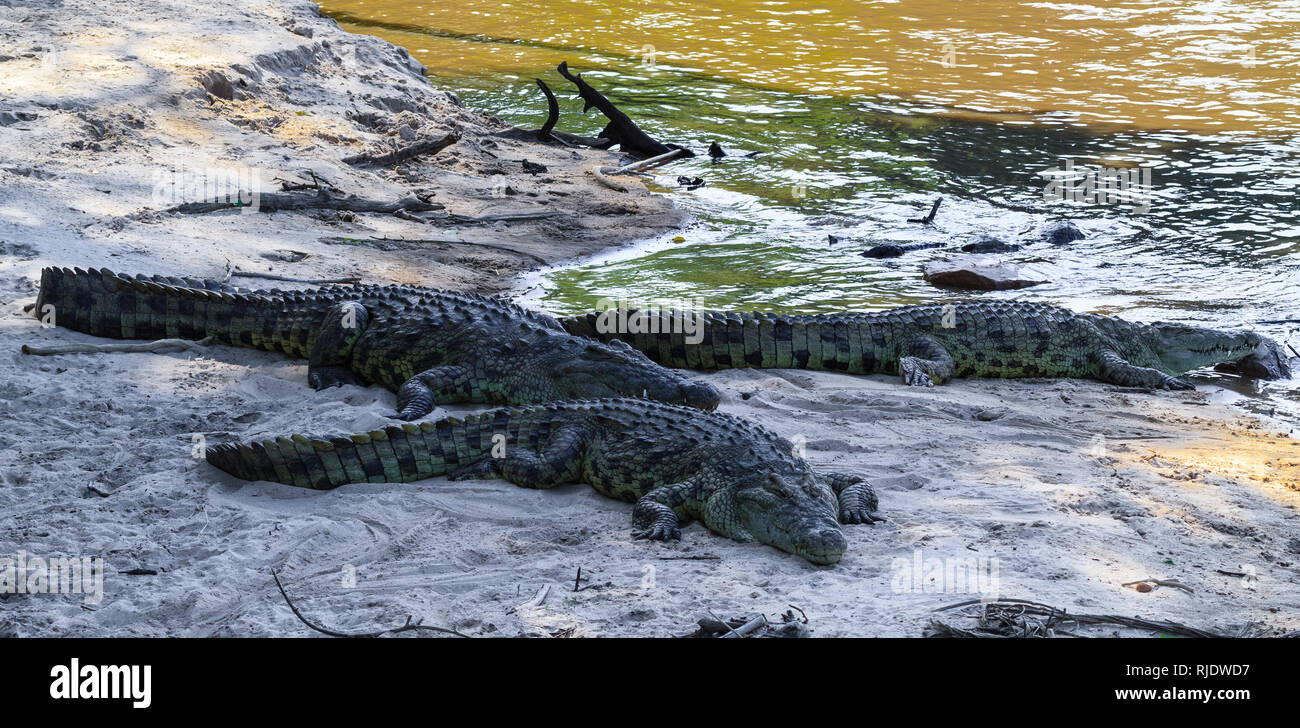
[{"xmin": 323, "ymin": 3, "xmax": 1300, "ymax": 421}]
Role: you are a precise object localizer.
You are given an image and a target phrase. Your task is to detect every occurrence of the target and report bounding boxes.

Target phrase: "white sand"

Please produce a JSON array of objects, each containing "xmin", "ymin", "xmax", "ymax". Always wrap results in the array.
[{"xmin": 1, "ymin": 0, "xmax": 1297, "ymax": 637}]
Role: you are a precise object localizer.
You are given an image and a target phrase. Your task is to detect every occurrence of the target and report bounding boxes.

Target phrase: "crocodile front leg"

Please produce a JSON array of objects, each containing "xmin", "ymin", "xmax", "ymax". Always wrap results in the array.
[
  {"xmin": 826, "ymin": 473, "xmax": 880, "ymax": 524},
  {"xmin": 632, "ymin": 482, "xmax": 696, "ymax": 541},
  {"xmin": 898, "ymin": 335, "xmax": 955, "ymax": 387},
  {"xmin": 394, "ymin": 366, "xmax": 471, "ymax": 420},
  {"xmin": 307, "ymin": 302, "xmax": 369, "ymax": 389},
  {"xmin": 1096, "ymin": 350, "xmax": 1194, "ymax": 390}
]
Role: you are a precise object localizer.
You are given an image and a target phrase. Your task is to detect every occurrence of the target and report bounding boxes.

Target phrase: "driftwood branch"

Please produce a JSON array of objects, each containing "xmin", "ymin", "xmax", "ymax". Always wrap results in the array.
[
  {"xmin": 22, "ymin": 337, "xmax": 213, "ymax": 356},
  {"xmin": 507, "ymin": 583, "xmax": 551, "ymax": 614},
  {"xmin": 535, "ymin": 79, "xmax": 560, "ymax": 142},
  {"xmin": 319, "ymin": 235, "xmax": 551, "ymax": 265},
  {"xmin": 274, "ymin": 170, "xmax": 340, "ymax": 193},
  {"xmin": 719, "ymin": 614, "xmax": 767, "ymax": 638},
  {"xmin": 908, "ymin": 196, "xmax": 943, "ymax": 224},
  {"xmin": 592, "ymin": 148, "xmax": 691, "ymax": 192},
  {"xmin": 930, "ymin": 597, "xmax": 1226, "ymax": 638},
  {"xmin": 591, "ymin": 166, "xmax": 630, "ymax": 192},
  {"xmin": 342, "ymin": 132, "xmax": 460, "ymax": 167},
  {"xmin": 556, "ymin": 62, "xmax": 691, "ymax": 159},
  {"xmin": 271, "ymin": 569, "xmax": 469, "ymax": 638},
  {"xmin": 233, "ymin": 271, "xmax": 361, "ymax": 285},
  {"xmin": 442, "ymin": 210, "xmax": 564, "ymax": 225},
  {"xmin": 167, "ymin": 189, "xmax": 442, "ymax": 215}
]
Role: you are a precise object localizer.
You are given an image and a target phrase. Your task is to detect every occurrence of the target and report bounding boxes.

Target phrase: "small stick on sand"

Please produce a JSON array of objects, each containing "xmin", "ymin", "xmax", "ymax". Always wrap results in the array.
[
  {"xmin": 1121, "ymin": 578, "xmax": 1195, "ymax": 594},
  {"xmin": 22, "ymin": 337, "xmax": 213, "ymax": 356},
  {"xmin": 719, "ymin": 614, "xmax": 767, "ymax": 638},
  {"xmin": 271, "ymin": 569, "xmax": 469, "ymax": 638},
  {"xmin": 507, "ymin": 583, "xmax": 551, "ymax": 614}
]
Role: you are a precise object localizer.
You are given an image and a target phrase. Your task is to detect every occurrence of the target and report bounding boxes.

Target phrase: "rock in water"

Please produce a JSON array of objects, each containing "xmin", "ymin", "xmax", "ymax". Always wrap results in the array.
[
  {"xmin": 923, "ymin": 258, "xmax": 1047, "ymax": 291},
  {"xmin": 1040, "ymin": 220, "xmax": 1085, "ymax": 245},
  {"xmin": 861, "ymin": 242, "xmax": 944, "ymax": 259},
  {"xmin": 959, "ymin": 235, "xmax": 1020, "ymax": 254},
  {"xmin": 862, "ymin": 244, "xmax": 906, "ymax": 259}
]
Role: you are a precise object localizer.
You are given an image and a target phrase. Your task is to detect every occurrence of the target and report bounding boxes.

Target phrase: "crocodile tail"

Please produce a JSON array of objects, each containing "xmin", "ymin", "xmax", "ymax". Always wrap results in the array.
[
  {"xmin": 559, "ymin": 309, "xmax": 858, "ymax": 371},
  {"xmin": 558, "ymin": 309, "xmax": 732, "ymax": 369},
  {"xmin": 205, "ymin": 412, "xmax": 506, "ymax": 489},
  {"xmin": 34, "ymin": 266, "xmax": 326, "ymax": 356}
]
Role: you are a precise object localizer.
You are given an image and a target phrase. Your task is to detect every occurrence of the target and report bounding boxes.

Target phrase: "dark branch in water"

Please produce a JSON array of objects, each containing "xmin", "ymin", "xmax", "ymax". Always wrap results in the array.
[
  {"xmin": 555, "ymin": 61, "xmax": 692, "ymax": 160},
  {"xmin": 535, "ymin": 79, "xmax": 560, "ymax": 142},
  {"xmin": 908, "ymin": 196, "xmax": 942, "ymax": 224}
]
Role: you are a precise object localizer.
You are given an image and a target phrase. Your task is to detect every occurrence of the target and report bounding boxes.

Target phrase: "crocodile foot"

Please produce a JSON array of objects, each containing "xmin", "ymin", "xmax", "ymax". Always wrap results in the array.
[
  {"xmin": 836, "ymin": 480, "xmax": 881, "ymax": 525},
  {"xmin": 632, "ymin": 498, "xmax": 682, "ymax": 541},
  {"xmin": 633, "ymin": 523, "xmax": 681, "ymax": 541},
  {"xmin": 308, "ymin": 366, "xmax": 360, "ymax": 390},
  {"xmin": 390, "ymin": 407, "xmax": 430, "ymax": 421},
  {"xmin": 1161, "ymin": 376, "xmax": 1195, "ymax": 391},
  {"xmin": 899, "ymin": 357, "xmax": 935, "ymax": 387}
]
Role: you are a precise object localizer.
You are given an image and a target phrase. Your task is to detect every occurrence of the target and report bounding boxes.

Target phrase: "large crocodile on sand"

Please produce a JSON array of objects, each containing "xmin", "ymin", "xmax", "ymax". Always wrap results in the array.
[
  {"xmin": 34, "ymin": 267, "xmax": 720, "ymax": 418},
  {"xmin": 560, "ymin": 301, "xmax": 1290, "ymax": 389},
  {"xmin": 205, "ymin": 398, "xmax": 878, "ymax": 565}
]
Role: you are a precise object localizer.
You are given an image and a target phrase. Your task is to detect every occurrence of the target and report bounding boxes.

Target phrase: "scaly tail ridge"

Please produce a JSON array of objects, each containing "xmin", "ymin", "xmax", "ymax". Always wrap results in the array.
[
  {"xmin": 205, "ymin": 412, "xmax": 502, "ymax": 489},
  {"xmin": 35, "ymin": 266, "xmax": 328, "ymax": 356}
]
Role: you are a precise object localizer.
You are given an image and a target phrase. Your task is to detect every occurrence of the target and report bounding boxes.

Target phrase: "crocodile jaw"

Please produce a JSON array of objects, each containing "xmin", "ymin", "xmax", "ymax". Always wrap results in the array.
[
  {"xmin": 725, "ymin": 478, "xmax": 848, "ymax": 565},
  {"xmin": 1149, "ymin": 323, "xmax": 1262, "ymax": 374}
]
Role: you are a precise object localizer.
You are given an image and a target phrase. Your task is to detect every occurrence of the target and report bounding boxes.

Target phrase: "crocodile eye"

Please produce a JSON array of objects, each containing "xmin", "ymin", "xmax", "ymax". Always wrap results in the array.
[{"xmin": 765, "ymin": 473, "xmax": 793, "ymax": 498}]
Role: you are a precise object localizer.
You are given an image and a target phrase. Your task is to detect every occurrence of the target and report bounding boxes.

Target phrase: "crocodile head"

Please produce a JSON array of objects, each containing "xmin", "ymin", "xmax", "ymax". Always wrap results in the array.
[
  {"xmin": 553, "ymin": 338, "xmax": 721, "ymax": 410},
  {"xmin": 1144, "ymin": 322, "xmax": 1266, "ymax": 375},
  {"xmin": 723, "ymin": 472, "xmax": 847, "ymax": 565}
]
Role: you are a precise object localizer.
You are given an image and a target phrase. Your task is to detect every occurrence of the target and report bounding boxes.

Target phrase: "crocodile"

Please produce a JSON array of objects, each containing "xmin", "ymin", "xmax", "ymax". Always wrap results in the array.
[
  {"xmin": 205, "ymin": 398, "xmax": 878, "ymax": 565},
  {"xmin": 34, "ymin": 267, "xmax": 720, "ymax": 418},
  {"xmin": 559, "ymin": 300, "xmax": 1288, "ymax": 389}
]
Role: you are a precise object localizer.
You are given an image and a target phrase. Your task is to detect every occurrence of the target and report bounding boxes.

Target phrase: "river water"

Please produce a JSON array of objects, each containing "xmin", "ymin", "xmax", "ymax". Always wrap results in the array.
[{"xmin": 321, "ymin": 0, "xmax": 1299, "ymax": 421}]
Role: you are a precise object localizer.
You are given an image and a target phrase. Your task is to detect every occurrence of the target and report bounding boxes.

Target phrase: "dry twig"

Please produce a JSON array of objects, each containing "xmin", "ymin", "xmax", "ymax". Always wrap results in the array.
[{"xmin": 271, "ymin": 569, "xmax": 469, "ymax": 638}]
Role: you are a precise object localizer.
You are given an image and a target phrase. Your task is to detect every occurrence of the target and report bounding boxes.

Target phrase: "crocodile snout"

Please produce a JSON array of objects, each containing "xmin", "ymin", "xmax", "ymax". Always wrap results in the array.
[
  {"xmin": 797, "ymin": 526, "xmax": 848, "ymax": 565},
  {"xmin": 683, "ymin": 381, "xmax": 722, "ymax": 411}
]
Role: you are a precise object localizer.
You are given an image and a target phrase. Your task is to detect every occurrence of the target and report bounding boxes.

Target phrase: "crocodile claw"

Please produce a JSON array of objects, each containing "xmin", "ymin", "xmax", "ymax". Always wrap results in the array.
[
  {"xmin": 899, "ymin": 358, "xmax": 935, "ymax": 387},
  {"xmin": 633, "ymin": 525, "xmax": 681, "ymax": 541},
  {"xmin": 308, "ymin": 366, "xmax": 361, "ymax": 390},
  {"xmin": 837, "ymin": 481, "xmax": 881, "ymax": 525},
  {"xmin": 840, "ymin": 507, "xmax": 881, "ymax": 525},
  {"xmin": 1163, "ymin": 376, "xmax": 1196, "ymax": 391}
]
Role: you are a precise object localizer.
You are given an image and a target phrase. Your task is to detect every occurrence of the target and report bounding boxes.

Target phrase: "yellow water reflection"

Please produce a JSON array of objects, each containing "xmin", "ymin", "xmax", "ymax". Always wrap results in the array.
[{"xmin": 323, "ymin": 0, "xmax": 1300, "ymax": 134}]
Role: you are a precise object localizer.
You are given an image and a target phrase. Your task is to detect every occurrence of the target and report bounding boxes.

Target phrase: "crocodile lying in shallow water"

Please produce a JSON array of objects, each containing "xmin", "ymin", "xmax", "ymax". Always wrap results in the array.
[
  {"xmin": 205, "ymin": 398, "xmax": 877, "ymax": 564},
  {"xmin": 35, "ymin": 267, "xmax": 720, "ymax": 418},
  {"xmin": 560, "ymin": 301, "xmax": 1290, "ymax": 390}
]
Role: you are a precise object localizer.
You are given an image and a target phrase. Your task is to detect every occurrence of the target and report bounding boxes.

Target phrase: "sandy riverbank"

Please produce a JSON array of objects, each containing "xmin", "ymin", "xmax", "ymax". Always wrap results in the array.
[{"xmin": 1, "ymin": 0, "xmax": 1297, "ymax": 637}]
